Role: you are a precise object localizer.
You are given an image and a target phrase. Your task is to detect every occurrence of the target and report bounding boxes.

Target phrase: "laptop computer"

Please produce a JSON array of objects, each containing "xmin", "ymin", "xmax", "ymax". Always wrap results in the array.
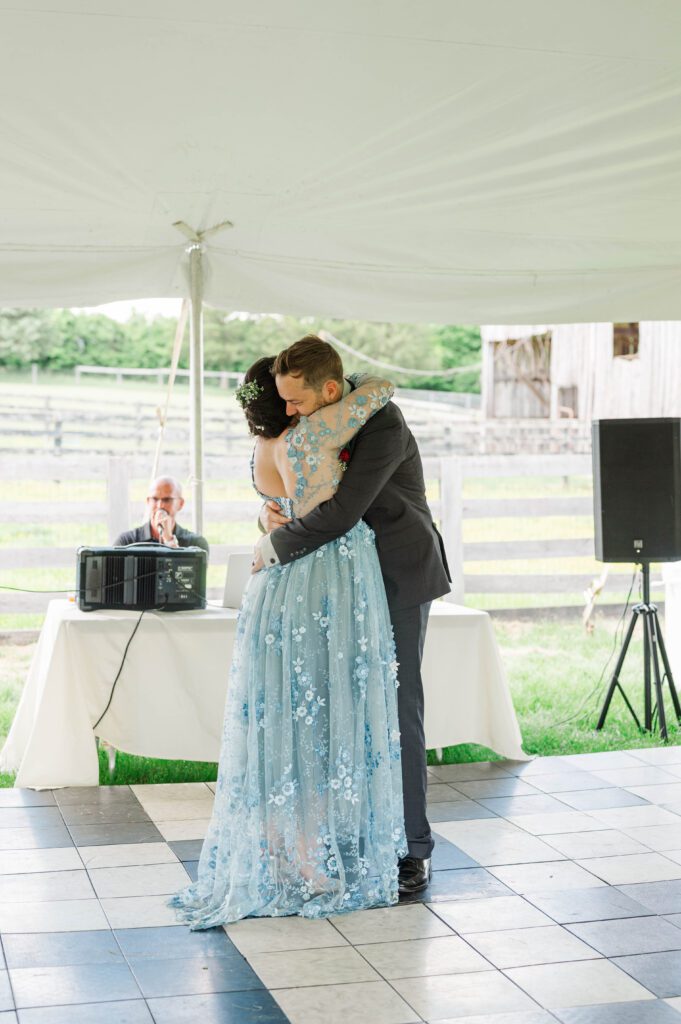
[{"xmin": 222, "ymin": 551, "xmax": 254, "ymax": 608}]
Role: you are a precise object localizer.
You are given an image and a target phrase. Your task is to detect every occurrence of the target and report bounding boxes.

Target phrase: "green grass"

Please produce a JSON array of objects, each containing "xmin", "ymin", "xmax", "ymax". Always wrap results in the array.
[{"xmin": 2, "ymin": 611, "xmax": 678, "ymax": 787}]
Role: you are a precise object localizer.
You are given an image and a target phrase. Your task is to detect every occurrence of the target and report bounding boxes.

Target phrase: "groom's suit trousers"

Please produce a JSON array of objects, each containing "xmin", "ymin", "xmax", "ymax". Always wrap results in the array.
[{"xmin": 391, "ymin": 600, "xmax": 433, "ymax": 860}]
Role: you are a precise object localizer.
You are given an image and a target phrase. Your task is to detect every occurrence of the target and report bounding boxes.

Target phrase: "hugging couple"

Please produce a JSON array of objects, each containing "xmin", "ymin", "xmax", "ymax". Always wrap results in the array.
[{"xmin": 171, "ymin": 333, "xmax": 451, "ymax": 927}]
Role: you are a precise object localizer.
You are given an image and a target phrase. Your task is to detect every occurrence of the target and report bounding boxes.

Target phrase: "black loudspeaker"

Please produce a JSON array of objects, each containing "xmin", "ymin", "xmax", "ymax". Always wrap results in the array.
[{"xmin": 592, "ymin": 418, "xmax": 681, "ymax": 563}]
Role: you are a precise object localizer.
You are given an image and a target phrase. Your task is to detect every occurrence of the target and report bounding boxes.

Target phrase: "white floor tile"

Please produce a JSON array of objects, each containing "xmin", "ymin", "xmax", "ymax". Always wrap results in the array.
[
  {"xmin": 0, "ymin": 847, "xmax": 82, "ymax": 874},
  {"xmin": 154, "ymin": 819, "xmax": 210, "ymax": 841},
  {"xmin": 273, "ymin": 980, "xmax": 419, "ymax": 1024},
  {"xmin": 505, "ymin": 812, "xmax": 605, "ymax": 836},
  {"xmin": 78, "ymin": 842, "xmax": 179, "ymax": 869},
  {"xmin": 625, "ymin": 783, "xmax": 681, "ymax": 805},
  {"xmin": 622, "ymin": 824, "xmax": 681, "ymax": 852},
  {"xmin": 464, "ymin": 924, "xmax": 601, "ymax": 968},
  {"xmin": 628, "ymin": 747, "xmax": 681, "ymax": 766},
  {"xmin": 137, "ymin": 799, "xmax": 214, "ymax": 822},
  {"xmin": 541, "ymin": 829, "xmax": 650, "ymax": 860},
  {"xmin": 505, "ymin": 958, "xmax": 656, "ymax": 1008},
  {"xmin": 330, "ymin": 903, "xmax": 452, "ymax": 945},
  {"xmin": 591, "ymin": 767, "xmax": 681, "ymax": 787},
  {"xmin": 393, "ymin": 970, "xmax": 536, "ymax": 1020},
  {"xmin": 577, "ymin": 852, "xmax": 681, "ymax": 884},
  {"xmin": 0, "ymin": 869, "xmax": 94, "ymax": 903},
  {"xmin": 489, "ymin": 860, "xmax": 606, "ymax": 894},
  {"xmin": 130, "ymin": 783, "xmax": 213, "ymax": 801},
  {"xmin": 0, "ymin": 898, "xmax": 108, "ymax": 933},
  {"xmin": 100, "ymin": 894, "xmax": 181, "ymax": 929},
  {"xmin": 433, "ymin": 819, "xmax": 563, "ymax": 866},
  {"xmin": 249, "ymin": 945, "xmax": 380, "ymax": 988},
  {"xmin": 432, "ymin": 895, "xmax": 554, "ymax": 934},
  {"xmin": 357, "ymin": 934, "xmax": 493, "ymax": 979},
  {"xmin": 225, "ymin": 916, "xmax": 347, "ymax": 955},
  {"xmin": 89, "ymin": 862, "xmax": 191, "ymax": 898},
  {"xmin": 561, "ymin": 752, "xmax": 647, "ymax": 771},
  {"xmin": 587, "ymin": 805, "xmax": 681, "ymax": 829}
]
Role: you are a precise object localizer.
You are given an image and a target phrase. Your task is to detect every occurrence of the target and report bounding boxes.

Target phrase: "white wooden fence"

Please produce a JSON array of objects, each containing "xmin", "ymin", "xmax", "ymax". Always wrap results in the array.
[{"xmin": 0, "ymin": 452, "xmax": 599, "ymax": 616}]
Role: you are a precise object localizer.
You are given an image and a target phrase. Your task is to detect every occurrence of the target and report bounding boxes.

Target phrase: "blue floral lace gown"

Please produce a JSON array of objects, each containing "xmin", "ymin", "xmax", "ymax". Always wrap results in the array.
[{"xmin": 170, "ymin": 376, "xmax": 407, "ymax": 927}]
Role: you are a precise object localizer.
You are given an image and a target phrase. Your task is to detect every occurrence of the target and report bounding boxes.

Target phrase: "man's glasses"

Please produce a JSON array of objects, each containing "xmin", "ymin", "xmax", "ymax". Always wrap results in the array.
[{"xmin": 147, "ymin": 496, "xmax": 179, "ymax": 505}]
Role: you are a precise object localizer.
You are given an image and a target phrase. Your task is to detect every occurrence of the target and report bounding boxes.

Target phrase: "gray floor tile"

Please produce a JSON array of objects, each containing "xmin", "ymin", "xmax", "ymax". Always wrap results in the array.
[
  {"xmin": 0, "ymin": 1012, "xmax": 16, "ymax": 1023},
  {"xmin": 542, "ymin": 829, "xmax": 650, "ymax": 860},
  {"xmin": 427, "ymin": 783, "xmax": 467, "ymax": 803},
  {"xmin": 613, "ymin": 951, "xmax": 681, "ymax": 998},
  {"xmin": 428, "ymin": 801, "xmax": 497, "ymax": 822},
  {"xmin": 3, "ymin": 930, "xmax": 123, "ymax": 969},
  {"xmin": 619, "ymin": 880, "xmax": 681, "ymax": 915},
  {"xmin": 15, "ymin": 1001, "xmax": 154, "ymax": 1023},
  {"xmin": 10, "ymin": 963, "xmax": 141, "ymax": 1008},
  {"xmin": 69, "ymin": 823, "xmax": 164, "ymax": 847},
  {"xmin": 0, "ymin": 791, "xmax": 55, "ymax": 808},
  {"xmin": 247, "ymin": 946, "xmax": 378, "ymax": 989},
  {"xmin": 421, "ymin": 867, "xmax": 513, "ymax": 903},
  {"xmin": 554, "ymin": 999, "xmax": 681, "ymax": 1023},
  {"xmin": 477, "ymin": 794, "xmax": 572, "ymax": 816},
  {"xmin": 183, "ymin": 861, "xmax": 198, "ymax": 882},
  {"xmin": 451, "ymin": 778, "xmax": 540, "ymax": 799},
  {"xmin": 501, "ymin": 757, "xmax": 575, "ymax": 776},
  {"xmin": 432, "ymin": 835, "xmax": 479, "ymax": 871},
  {"xmin": 489, "ymin": 860, "xmax": 606, "ymax": 894},
  {"xmin": 146, "ymin": 990, "xmax": 289, "ymax": 1023},
  {"xmin": 167, "ymin": 840, "xmax": 203, "ymax": 862},
  {"xmin": 524, "ymin": 886, "xmax": 652, "ymax": 923},
  {"xmin": 0, "ymin": 809, "xmax": 63, "ymax": 830},
  {"xmin": 428, "ymin": 763, "xmax": 514, "ymax": 783},
  {"xmin": 530, "ymin": 772, "xmax": 615, "ymax": 794},
  {"xmin": 0, "ymin": 975, "xmax": 12, "ymax": 1013},
  {"xmin": 0, "ymin": 827, "xmax": 73, "ymax": 851},
  {"xmin": 127, "ymin": 955, "xmax": 263, "ymax": 997},
  {"xmin": 54, "ymin": 786, "xmax": 134, "ymax": 805},
  {"xmin": 561, "ymin": 752, "xmax": 646, "ymax": 771},
  {"xmin": 114, "ymin": 925, "xmax": 238, "ymax": 961},
  {"xmin": 59, "ymin": 804, "xmax": 151, "ymax": 827},
  {"xmin": 557, "ymin": 789, "xmax": 649, "ymax": 811},
  {"xmin": 568, "ymin": 917, "xmax": 681, "ymax": 956}
]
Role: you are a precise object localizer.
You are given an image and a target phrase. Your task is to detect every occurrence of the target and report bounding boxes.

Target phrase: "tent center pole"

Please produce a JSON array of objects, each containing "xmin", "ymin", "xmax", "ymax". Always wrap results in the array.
[{"xmin": 188, "ymin": 242, "xmax": 204, "ymax": 535}]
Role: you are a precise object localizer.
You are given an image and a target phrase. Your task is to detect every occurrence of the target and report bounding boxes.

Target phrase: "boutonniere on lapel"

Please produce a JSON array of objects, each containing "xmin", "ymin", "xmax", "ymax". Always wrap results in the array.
[{"xmin": 338, "ymin": 447, "xmax": 351, "ymax": 472}]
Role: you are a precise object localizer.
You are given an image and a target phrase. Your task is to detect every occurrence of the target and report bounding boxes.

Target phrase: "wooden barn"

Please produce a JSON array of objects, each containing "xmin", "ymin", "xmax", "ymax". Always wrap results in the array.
[{"xmin": 480, "ymin": 322, "xmax": 681, "ymax": 421}]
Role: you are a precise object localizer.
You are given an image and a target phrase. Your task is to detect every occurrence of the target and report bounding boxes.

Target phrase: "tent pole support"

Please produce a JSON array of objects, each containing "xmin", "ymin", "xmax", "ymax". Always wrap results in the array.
[{"xmin": 188, "ymin": 242, "xmax": 204, "ymax": 535}]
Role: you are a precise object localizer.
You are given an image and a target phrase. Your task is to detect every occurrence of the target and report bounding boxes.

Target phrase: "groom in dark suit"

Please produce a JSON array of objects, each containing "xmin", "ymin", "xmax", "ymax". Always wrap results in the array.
[{"xmin": 254, "ymin": 335, "xmax": 451, "ymax": 894}]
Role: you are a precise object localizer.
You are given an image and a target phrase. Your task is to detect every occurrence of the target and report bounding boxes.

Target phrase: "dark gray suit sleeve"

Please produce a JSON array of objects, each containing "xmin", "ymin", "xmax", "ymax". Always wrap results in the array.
[{"xmin": 269, "ymin": 405, "xmax": 404, "ymax": 565}]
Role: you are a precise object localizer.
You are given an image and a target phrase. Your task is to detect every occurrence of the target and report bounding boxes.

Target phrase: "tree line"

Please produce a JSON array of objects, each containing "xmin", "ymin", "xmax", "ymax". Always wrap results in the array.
[{"xmin": 0, "ymin": 307, "xmax": 481, "ymax": 393}]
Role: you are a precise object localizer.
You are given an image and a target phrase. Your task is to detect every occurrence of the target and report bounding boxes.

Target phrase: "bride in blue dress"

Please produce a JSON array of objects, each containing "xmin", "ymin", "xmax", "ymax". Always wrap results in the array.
[{"xmin": 170, "ymin": 357, "xmax": 406, "ymax": 927}]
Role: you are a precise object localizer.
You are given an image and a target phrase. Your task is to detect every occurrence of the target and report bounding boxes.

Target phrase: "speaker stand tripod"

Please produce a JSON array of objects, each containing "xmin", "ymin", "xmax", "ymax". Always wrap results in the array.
[{"xmin": 596, "ymin": 563, "xmax": 681, "ymax": 740}]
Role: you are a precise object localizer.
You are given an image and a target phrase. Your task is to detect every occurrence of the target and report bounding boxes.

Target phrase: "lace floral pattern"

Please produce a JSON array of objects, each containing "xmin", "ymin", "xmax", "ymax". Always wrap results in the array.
[{"xmin": 169, "ymin": 377, "xmax": 405, "ymax": 927}]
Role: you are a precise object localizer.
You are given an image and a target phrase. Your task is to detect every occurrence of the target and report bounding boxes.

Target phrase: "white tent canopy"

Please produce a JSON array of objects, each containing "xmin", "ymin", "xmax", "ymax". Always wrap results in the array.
[{"xmin": 2, "ymin": 1, "xmax": 681, "ymax": 324}]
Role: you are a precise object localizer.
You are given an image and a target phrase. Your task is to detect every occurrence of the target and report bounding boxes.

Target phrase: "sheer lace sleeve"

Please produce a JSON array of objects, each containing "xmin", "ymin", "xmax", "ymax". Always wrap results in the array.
[{"xmin": 285, "ymin": 375, "xmax": 394, "ymax": 505}]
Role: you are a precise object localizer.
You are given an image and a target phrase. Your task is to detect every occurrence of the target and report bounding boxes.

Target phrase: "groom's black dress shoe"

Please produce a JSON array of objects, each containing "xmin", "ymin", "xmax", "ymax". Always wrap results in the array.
[{"xmin": 398, "ymin": 856, "xmax": 432, "ymax": 895}]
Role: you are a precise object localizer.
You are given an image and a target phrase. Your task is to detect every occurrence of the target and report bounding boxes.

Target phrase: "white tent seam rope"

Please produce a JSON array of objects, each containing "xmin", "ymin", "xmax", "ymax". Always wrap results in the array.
[{"xmin": 319, "ymin": 330, "xmax": 480, "ymax": 378}]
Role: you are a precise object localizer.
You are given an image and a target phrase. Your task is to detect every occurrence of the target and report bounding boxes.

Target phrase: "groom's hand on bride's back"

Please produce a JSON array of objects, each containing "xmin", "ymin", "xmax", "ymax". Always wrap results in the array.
[{"xmin": 259, "ymin": 500, "xmax": 291, "ymax": 533}]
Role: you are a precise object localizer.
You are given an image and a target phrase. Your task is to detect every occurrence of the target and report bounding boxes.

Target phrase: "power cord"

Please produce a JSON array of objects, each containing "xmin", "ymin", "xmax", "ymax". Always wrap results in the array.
[{"xmin": 546, "ymin": 567, "xmax": 638, "ymax": 731}]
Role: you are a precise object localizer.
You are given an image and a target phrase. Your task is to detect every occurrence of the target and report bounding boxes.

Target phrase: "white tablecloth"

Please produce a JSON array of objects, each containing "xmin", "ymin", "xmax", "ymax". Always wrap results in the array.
[{"xmin": 1, "ymin": 600, "xmax": 527, "ymax": 788}]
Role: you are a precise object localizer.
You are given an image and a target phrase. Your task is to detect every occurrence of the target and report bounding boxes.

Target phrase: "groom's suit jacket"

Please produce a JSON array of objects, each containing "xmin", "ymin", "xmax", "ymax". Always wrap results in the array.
[{"xmin": 268, "ymin": 399, "xmax": 451, "ymax": 611}]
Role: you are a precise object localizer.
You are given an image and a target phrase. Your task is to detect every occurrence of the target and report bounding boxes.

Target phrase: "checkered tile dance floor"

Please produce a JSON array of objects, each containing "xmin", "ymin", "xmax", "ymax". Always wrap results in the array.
[{"xmin": 4, "ymin": 748, "xmax": 681, "ymax": 1022}]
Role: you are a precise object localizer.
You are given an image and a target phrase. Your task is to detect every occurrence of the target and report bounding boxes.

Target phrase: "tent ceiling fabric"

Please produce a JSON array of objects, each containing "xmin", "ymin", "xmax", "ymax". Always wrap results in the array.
[{"xmin": 2, "ymin": 1, "xmax": 681, "ymax": 323}]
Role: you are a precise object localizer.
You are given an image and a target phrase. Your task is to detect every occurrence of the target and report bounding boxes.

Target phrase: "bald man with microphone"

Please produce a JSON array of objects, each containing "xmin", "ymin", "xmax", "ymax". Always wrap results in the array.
[{"xmin": 114, "ymin": 476, "xmax": 209, "ymax": 554}]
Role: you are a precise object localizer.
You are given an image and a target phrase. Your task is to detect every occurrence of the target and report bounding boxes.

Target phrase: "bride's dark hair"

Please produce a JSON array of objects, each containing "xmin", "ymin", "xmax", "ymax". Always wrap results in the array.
[{"xmin": 239, "ymin": 356, "xmax": 290, "ymax": 439}]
